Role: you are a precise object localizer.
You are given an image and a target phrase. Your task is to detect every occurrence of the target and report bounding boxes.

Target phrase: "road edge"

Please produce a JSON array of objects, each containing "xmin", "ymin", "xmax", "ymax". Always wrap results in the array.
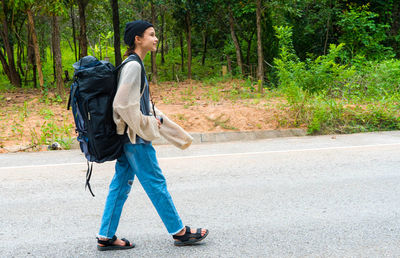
[{"xmin": 2, "ymin": 128, "xmax": 307, "ymax": 152}]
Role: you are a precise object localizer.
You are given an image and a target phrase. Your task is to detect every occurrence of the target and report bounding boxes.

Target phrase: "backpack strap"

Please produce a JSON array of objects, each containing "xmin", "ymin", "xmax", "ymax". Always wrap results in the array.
[
  {"xmin": 85, "ymin": 161, "xmax": 95, "ymax": 197},
  {"xmin": 67, "ymin": 77, "xmax": 78, "ymax": 110},
  {"xmin": 116, "ymin": 54, "xmax": 147, "ymax": 100}
]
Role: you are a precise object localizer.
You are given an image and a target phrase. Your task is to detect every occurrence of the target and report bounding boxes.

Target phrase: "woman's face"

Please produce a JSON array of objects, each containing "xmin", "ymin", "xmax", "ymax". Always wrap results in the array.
[{"xmin": 136, "ymin": 27, "xmax": 158, "ymax": 52}]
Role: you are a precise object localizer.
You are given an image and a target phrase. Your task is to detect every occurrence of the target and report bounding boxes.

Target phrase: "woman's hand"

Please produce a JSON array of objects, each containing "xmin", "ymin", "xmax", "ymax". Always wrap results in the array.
[{"xmin": 155, "ymin": 116, "xmax": 163, "ymax": 128}]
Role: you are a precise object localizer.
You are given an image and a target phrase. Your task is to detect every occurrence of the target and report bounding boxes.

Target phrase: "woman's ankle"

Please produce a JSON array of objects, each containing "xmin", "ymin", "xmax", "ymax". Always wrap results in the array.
[{"xmin": 174, "ymin": 227, "xmax": 186, "ymax": 236}]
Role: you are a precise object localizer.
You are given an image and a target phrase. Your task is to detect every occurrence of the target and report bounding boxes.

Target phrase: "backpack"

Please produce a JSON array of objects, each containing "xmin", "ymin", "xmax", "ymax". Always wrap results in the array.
[{"xmin": 67, "ymin": 55, "xmax": 143, "ymax": 196}]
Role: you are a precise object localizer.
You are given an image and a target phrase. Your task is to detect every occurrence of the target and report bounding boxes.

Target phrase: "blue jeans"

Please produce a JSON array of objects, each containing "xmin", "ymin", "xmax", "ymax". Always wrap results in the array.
[{"xmin": 98, "ymin": 143, "xmax": 184, "ymax": 238}]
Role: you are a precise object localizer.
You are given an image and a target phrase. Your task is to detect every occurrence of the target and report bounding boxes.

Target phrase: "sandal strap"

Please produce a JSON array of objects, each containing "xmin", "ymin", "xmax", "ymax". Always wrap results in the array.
[
  {"xmin": 97, "ymin": 235, "xmax": 117, "ymax": 246},
  {"xmin": 173, "ymin": 226, "xmax": 203, "ymax": 241},
  {"xmin": 173, "ymin": 226, "xmax": 190, "ymax": 240},
  {"xmin": 192, "ymin": 228, "xmax": 202, "ymax": 238},
  {"xmin": 121, "ymin": 238, "xmax": 130, "ymax": 246}
]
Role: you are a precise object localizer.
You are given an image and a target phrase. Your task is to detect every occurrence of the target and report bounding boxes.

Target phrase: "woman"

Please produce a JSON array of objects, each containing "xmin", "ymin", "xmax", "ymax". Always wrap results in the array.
[{"xmin": 96, "ymin": 20, "xmax": 208, "ymax": 251}]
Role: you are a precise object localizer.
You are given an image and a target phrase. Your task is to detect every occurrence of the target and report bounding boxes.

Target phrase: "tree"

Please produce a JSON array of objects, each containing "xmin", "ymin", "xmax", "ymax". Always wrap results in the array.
[
  {"xmin": 11, "ymin": 11, "xmax": 26, "ymax": 81},
  {"xmin": 150, "ymin": 0, "xmax": 157, "ymax": 83},
  {"xmin": 389, "ymin": 0, "xmax": 400, "ymax": 56},
  {"xmin": 159, "ymin": 3, "xmax": 166, "ymax": 64},
  {"xmin": 256, "ymin": 0, "xmax": 264, "ymax": 92},
  {"xmin": 27, "ymin": 27, "xmax": 37, "ymax": 87},
  {"xmin": 51, "ymin": 15, "xmax": 64, "ymax": 98},
  {"xmin": 227, "ymin": 4, "xmax": 243, "ymax": 75},
  {"xmin": 45, "ymin": 0, "xmax": 66, "ymax": 98},
  {"xmin": 190, "ymin": 0, "xmax": 215, "ymax": 66},
  {"xmin": 0, "ymin": 0, "xmax": 21, "ymax": 87},
  {"xmin": 185, "ymin": 8, "xmax": 192, "ymax": 80},
  {"xmin": 110, "ymin": 0, "xmax": 122, "ymax": 66},
  {"xmin": 77, "ymin": 0, "xmax": 89, "ymax": 58},
  {"xmin": 26, "ymin": 7, "xmax": 44, "ymax": 88},
  {"xmin": 229, "ymin": 0, "xmax": 260, "ymax": 75},
  {"xmin": 69, "ymin": 1, "xmax": 78, "ymax": 62},
  {"xmin": 172, "ymin": 0, "xmax": 195, "ymax": 80}
]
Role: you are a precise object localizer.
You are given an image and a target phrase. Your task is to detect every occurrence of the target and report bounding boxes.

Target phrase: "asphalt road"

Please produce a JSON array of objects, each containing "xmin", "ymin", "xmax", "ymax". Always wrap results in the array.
[{"xmin": 1, "ymin": 131, "xmax": 400, "ymax": 257}]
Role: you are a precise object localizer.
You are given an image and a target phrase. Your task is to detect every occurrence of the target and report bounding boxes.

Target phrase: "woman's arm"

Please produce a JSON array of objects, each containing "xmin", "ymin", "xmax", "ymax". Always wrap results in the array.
[{"xmin": 153, "ymin": 105, "xmax": 193, "ymax": 149}]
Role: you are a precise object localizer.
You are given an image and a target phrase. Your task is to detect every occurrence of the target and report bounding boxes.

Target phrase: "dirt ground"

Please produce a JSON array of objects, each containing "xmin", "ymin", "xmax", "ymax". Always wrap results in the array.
[{"xmin": 0, "ymin": 80, "xmax": 295, "ymax": 153}]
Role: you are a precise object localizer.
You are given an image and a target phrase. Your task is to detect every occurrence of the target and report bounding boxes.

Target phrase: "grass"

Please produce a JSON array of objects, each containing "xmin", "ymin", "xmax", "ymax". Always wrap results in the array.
[
  {"xmin": 0, "ymin": 89, "xmax": 75, "ymax": 151},
  {"xmin": 206, "ymin": 114, "xmax": 238, "ymax": 131}
]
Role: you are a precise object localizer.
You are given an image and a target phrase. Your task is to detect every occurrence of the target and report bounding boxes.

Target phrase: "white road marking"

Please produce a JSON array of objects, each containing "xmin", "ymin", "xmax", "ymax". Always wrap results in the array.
[{"xmin": 1, "ymin": 143, "xmax": 399, "ymax": 170}]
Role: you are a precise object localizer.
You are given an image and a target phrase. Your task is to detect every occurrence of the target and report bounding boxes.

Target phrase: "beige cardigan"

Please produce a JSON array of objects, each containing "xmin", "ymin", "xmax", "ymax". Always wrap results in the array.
[{"xmin": 113, "ymin": 60, "xmax": 193, "ymax": 150}]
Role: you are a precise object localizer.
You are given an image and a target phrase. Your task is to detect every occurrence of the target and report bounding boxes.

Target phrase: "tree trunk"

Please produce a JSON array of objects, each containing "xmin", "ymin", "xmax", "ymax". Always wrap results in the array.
[
  {"xmin": 17, "ymin": 37, "xmax": 24, "ymax": 77},
  {"xmin": 160, "ymin": 5, "xmax": 165, "ymax": 64},
  {"xmin": 202, "ymin": 31, "xmax": 208, "ymax": 66},
  {"xmin": 180, "ymin": 32, "xmax": 184, "ymax": 72},
  {"xmin": 0, "ymin": 49, "xmax": 11, "ymax": 80},
  {"xmin": 15, "ymin": 21, "xmax": 25, "ymax": 78},
  {"xmin": 390, "ymin": 1, "xmax": 400, "ymax": 36},
  {"xmin": 390, "ymin": 1, "xmax": 400, "ymax": 54},
  {"xmin": 27, "ymin": 27, "xmax": 37, "ymax": 88},
  {"xmin": 0, "ymin": 0, "xmax": 21, "ymax": 87},
  {"xmin": 98, "ymin": 35, "xmax": 102, "ymax": 60},
  {"xmin": 323, "ymin": 0, "xmax": 332, "ymax": 55},
  {"xmin": 246, "ymin": 29, "xmax": 255, "ymax": 68},
  {"xmin": 228, "ymin": 6, "xmax": 243, "ymax": 75},
  {"xmin": 26, "ymin": 8, "xmax": 44, "ymax": 88},
  {"xmin": 52, "ymin": 15, "xmax": 64, "ymax": 99},
  {"xmin": 323, "ymin": 16, "xmax": 330, "ymax": 55},
  {"xmin": 165, "ymin": 19, "xmax": 169, "ymax": 54},
  {"xmin": 246, "ymin": 39, "xmax": 251, "ymax": 70},
  {"xmin": 256, "ymin": 0, "xmax": 264, "ymax": 93},
  {"xmin": 111, "ymin": 0, "xmax": 122, "ymax": 66},
  {"xmin": 38, "ymin": 17, "xmax": 47, "ymax": 62},
  {"xmin": 227, "ymin": 55, "xmax": 232, "ymax": 73},
  {"xmin": 185, "ymin": 11, "xmax": 192, "ymax": 80},
  {"xmin": 150, "ymin": 0, "xmax": 157, "ymax": 83},
  {"xmin": 70, "ymin": 5, "xmax": 78, "ymax": 62},
  {"xmin": 77, "ymin": 0, "xmax": 89, "ymax": 58},
  {"xmin": 51, "ymin": 36, "xmax": 55, "ymax": 81},
  {"xmin": 32, "ymin": 62, "xmax": 37, "ymax": 88}
]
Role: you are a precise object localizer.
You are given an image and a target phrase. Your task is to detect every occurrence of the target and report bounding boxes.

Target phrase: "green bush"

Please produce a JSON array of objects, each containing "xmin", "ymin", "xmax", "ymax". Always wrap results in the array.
[
  {"xmin": 337, "ymin": 5, "xmax": 394, "ymax": 61},
  {"xmin": 274, "ymin": 26, "xmax": 356, "ymax": 95},
  {"xmin": 273, "ymin": 25, "xmax": 400, "ymax": 135},
  {"xmin": 353, "ymin": 60, "xmax": 400, "ymax": 100}
]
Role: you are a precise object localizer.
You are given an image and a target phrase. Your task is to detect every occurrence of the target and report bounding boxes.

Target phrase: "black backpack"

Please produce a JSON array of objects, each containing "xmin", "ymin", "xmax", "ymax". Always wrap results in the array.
[{"xmin": 67, "ymin": 55, "xmax": 143, "ymax": 196}]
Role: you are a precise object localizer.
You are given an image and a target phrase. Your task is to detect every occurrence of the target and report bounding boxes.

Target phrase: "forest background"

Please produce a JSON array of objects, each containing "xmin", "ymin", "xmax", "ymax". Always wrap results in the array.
[{"xmin": 1, "ymin": 0, "xmax": 400, "ymax": 151}]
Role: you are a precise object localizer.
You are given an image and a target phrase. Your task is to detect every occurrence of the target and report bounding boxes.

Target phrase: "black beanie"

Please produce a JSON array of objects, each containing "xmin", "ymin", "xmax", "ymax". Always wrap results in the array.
[{"xmin": 124, "ymin": 20, "xmax": 153, "ymax": 47}]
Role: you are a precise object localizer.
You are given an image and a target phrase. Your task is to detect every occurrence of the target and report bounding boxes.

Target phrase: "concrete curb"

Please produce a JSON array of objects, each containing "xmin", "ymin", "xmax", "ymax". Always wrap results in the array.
[
  {"xmin": 68, "ymin": 129, "xmax": 307, "ymax": 149},
  {"xmin": 2, "ymin": 129, "xmax": 307, "ymax": 152},
  {"xmin": 153, "ymin": 128, "xmax": 307, "ymax": 145}
]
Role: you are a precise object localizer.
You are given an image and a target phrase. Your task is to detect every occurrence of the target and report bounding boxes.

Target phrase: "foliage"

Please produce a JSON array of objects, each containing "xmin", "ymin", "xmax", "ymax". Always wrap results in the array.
[
  {"xmin": 274, "ymin": 25, "xmax": 400, "ymax": 134},
  {"xmin": 337, "ymin": 5, "xmax": 394, "ymax": 61},
  {"xmin": 274, "ymin": 26, "xmax": 355, "ymax": 94}
]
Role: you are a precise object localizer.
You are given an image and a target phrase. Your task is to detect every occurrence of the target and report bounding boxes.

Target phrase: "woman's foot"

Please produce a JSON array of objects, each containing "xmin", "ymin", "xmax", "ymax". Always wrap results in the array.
[
  {"xmin": 175, "ymin": 226, "xmax": 207, "ymax": 237},
  {"xmin": 173, "ymin": 226, "xmax": 209, "ymax": 246},
  {"xmin": 98, "ymin": 238, "xmax": 127, "ymax": 247},
  {"xmin": 97, "ymin": 235, "xmax": 135, "ymax": 251}
]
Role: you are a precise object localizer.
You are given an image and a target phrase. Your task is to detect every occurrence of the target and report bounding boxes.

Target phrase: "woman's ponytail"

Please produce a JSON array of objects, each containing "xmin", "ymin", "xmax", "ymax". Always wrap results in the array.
[{"xmin": 124, "ymin": 45, "xmax": 135, "ymax": 57}]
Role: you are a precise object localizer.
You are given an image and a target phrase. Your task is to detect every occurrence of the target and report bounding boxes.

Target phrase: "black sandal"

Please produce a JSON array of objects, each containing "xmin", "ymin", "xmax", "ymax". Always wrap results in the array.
[
  {"xmin": 173, "ymin": 226, "xmax": 209, "ymax": 246},
  {"xmin": 96, "ymin": 235, "xmax": 135, "ymax": 251}
]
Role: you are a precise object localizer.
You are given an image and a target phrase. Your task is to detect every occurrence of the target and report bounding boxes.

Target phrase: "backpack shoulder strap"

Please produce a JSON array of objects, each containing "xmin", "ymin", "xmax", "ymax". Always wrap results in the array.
[
  {"xmin": 117, "ymin": 54, "xmax": 146, "ymax": 97},
  {"xmin": 67, "ymin": 77, "xmax": 78, "ymax": 110}
]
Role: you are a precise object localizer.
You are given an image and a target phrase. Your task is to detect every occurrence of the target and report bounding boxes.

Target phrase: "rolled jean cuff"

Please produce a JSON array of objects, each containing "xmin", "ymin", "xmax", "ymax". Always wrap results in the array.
[
  {"xmin": 97, "ymin": 234, "xmax": 111, "ymax": 239},
  {"xmin": 169, "ymin": 225, "xmax": 185, "ymax": 235}
]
